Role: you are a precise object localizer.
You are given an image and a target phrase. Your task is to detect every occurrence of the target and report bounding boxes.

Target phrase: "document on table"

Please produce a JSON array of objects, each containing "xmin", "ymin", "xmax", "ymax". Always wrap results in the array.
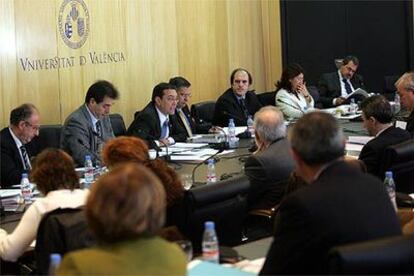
[
  {"xmin": 347, "ymin": 136, "xmax": 373, "ymax": 145},
  {"xmin": 345, "ymin": 143, "xmax": 364, "ymax": 152}
]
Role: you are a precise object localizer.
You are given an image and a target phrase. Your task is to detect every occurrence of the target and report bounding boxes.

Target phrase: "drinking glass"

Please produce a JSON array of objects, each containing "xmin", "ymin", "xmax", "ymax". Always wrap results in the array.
[
  {"xmin": 181, "ymin": 174, "xmax": 192, "ymax": 190},
  {"xmin": 176, "ymin": 240, "xmax": 193, "ymax": 262}
]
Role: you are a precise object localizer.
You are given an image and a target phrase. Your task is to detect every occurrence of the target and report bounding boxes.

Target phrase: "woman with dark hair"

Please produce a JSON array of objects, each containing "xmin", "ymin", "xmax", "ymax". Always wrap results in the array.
[
  {"xmin": 101, "ymin": 136, "xmax": 184, "ymax": 226},
  {"xmin": 56, "ymin": 164, "xmax": 187, "ymax": 275},
  {"xmin": 0, "ymin": 149, "xmax": 88, "ymax": 261},
  {"xmin": 275, "ymin": 63, "xmax": 314, "ymax": 120}
]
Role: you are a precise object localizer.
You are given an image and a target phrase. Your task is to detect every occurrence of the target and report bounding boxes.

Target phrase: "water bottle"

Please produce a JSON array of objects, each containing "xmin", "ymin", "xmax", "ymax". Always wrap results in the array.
[
  {"xmin": 206, "ymin": 159, "xmax": 217, "ymax": 184},
  {"xmin": 228, "ymin": 118, "xmax": 237, "ymax": 148},
  {"xmin": 84, "ymin": 155, "xmax": 94, "ymax": 184},
  {"xmin": 202, "ymin": 221, "xmax": 219, "ymax": 263},
  {"xmin": 394, "ymin": 93, "xmax": 401, "ymax": 114},
  {"xmin": 384, "ymin": 171, "xmax": 397, "ymax": 211},
  {"xmin": 247, "ymin": 115, "xmax": 254, "ymax": 136},
  {"xmin": 20, "ymin": 173, "xmax": 33, "ymax": 204},
  {"xmin": 48, "ymin": 253, "xmax": 62, "ymax": 275}
]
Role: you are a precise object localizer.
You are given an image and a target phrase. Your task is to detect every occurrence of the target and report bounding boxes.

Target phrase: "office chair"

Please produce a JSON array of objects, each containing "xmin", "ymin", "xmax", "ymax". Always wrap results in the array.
[
  {"xmin": 257, "ymin": 91, "xmax": 276, "ymax": 106},
  {"xmin": 183, "ymin": 175, "xmax": 250, "ymax": 252},
  {"xmin": 31, "ymin": 125, "xmax": 63, "ymax": 154},
  {"xmin": 35, "ymin": 208, "xmax": 96, "ymax": 274},
  {"xmin": 328, "ymin": 234, "xmax": 414, "ymax": 274},
  {"xmin": 191, "ymin": 101, "xmax": 215, "ymax": 125},
  {"xmin": 109, "ymin": 113, "xmax": 127, "ymax": 136}
]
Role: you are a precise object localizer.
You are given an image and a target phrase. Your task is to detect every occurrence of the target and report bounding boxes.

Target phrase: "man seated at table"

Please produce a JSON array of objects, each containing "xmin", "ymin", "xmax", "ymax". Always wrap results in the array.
[
  {"xmin": 213, "ymin": 68, "xmax": 262, "ymax": 127},
  {"xmin": 358, "ymin": 95, "xmax": 411, "ymax": 179},
  {"xmin": 127, "ymin": 82, "xmax": 186, "ymax": 148},
  {"xmin": 396, "ymin": 71, "xmax": 414, "ymax": 136},
  {"xmin": 169, "ymin": 76, "xmax": 209, "ymax": 136},
  {"xmin": 244, "ymin": 106, "xmax": 294, "ymax": 211},
  {"xmin": 61, "ymin": 80, "xmax": 119, "ymax": 166},
  {"xmin": 1, "ymin": 103, "xmax": 40, "ymax": 187},
  {"xmin": 318, "ymin": 55, "xmax": 366, "ymax": 108},
  {"xmin": 260, "ymin": 112, "xmax": 401, "ymax": 275}
]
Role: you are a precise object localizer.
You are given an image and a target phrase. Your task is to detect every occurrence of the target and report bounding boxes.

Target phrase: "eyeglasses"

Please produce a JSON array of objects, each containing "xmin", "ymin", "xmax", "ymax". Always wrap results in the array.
[
  {"xmin": 180, "ymin": 93, "xmax": 192, "ymax": 98},
  {"xmin": 24, "ymin": 121, "xmax": 40, "ymax": 131}
]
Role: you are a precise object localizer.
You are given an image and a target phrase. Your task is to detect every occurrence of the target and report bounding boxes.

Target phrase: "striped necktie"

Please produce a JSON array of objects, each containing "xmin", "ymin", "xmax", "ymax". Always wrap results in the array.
[
  {"xmin": 20, "ymin": 145, "xmax": 31, "ymax": 170},
  {"xmin": 342, "ymin": 78, "xmax": 353, "ymax": 94},
  {"xmin": 178, "ymin": 109, "xmax": 193, "ymax": 137}
]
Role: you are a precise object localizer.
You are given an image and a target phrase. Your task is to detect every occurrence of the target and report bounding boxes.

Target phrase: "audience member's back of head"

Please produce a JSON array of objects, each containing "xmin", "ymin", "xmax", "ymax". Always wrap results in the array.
[
  {"xmin": 30, "ymin": 148, "xmax": 79, "ymax": 195},
  {"xmin": 360, "ymin": 95, "xmax": 393, "ymax": 124},
  {"xmin": 254, "ymin": 106, "xmax": 286, "ymax": 142},
  {"xmin": 102, "ymin": 136, "xmax": 183, "ymax": 206},
  {"xmin": 86, "ymin": 163, "xmax": 166, "ymax": 244},
  {"xmin": 289, "ymin": 112, "xmax": 345, "ymax": 165}
]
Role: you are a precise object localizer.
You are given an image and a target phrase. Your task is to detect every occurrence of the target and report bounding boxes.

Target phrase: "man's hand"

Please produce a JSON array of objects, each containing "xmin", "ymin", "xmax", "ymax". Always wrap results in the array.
[{"xmin": 334, "ymin": 97, "xmax": 347, "ymax": 106}]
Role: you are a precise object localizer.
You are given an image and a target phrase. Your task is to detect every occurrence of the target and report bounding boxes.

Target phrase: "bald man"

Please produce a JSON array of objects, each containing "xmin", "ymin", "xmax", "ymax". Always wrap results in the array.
[
  {"xmin": 244, "ymin": 106, "xmax": 295, "ymax": 211},
  {"xmin": 396, "ymin": 71, "xmax": 414, "ymax": 136}
]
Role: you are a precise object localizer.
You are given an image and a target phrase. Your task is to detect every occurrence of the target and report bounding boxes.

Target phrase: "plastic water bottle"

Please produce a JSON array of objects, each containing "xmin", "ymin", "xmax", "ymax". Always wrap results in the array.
[
  {"xmin": 394, "ymin": 93, "xmax": 401, "ymax": 114},
  {"xmin": 48, "ymin": 253, "xmax": 62, "ymax": 275},
  {"xmin": 349, "ymin": 99, "xmax": 357, "ymax": 114},
  {"xmin": 84, "ymin": 155, "xmax": 94, "ymax": 184},
  {"xmin": 247, "ymin": 115, "xmax": 254, "ymax": 136},
  {"xmin": 20, "ymin": 173, "xmax": 33, "ymax": 204},
  {"xmin": 384, "ymin": 171, "xmax": 397, "ymax": 211},
  {"xmin": 206, "ymin": 159, "xmax": 217, "ymax": 184},
  {"xmin": 228, "ymin": 118, "xmax": 237, "ymax": 148},
  {"xmin": 202, "ymin": 221, "xmax": 219, "ymax": 263}
]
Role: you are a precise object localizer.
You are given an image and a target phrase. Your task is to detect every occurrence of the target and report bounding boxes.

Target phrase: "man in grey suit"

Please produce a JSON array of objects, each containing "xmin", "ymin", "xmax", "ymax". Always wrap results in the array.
[
  {"xmin": 61, "ymin": 80, "xmax": 119, "ymax": 166},
  {"xmin": 244, "ymin": 106, "xmax": 295, "ymax": 211}
]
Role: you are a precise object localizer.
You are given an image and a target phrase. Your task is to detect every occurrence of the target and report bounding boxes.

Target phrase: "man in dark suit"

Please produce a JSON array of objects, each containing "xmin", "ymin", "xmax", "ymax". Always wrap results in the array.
[
  {"xmin": 244, "ymin": 106, "xmax": 294, "ymax": 211},
  {"xmin": 260, "ymin": 112, "xmax": 401, "ymax": 275},
  {"xmin": 127, "ymin": 82, "xmax": 186, "ymax": 147},
  {"xmin": 61, "ymin": 80, "xmax": 119, "ymax": 166},
  {"xmin": 1, "ymin": 104, "xmax": 40, "ymax": 187},
  {"xmin": 213, "ymin": 68, "xmax": 262, "ymax": 127},
  {"xmin": 396, "ymin": 71, "xmax": 414, "ymax": 136},
  {"xmin": 318, "ymin": 55, "xmax": 366, "ymax": 108},
  {"xmin": 359, "ymin": 95, "xmax": 411, "ymax": 179}
]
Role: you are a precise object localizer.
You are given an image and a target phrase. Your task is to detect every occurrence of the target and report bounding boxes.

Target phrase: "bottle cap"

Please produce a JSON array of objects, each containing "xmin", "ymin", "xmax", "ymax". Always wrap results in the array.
[
  {"xmin": 207, "ymin": 158, "xmax": 214, "ymax": 164},
  {"xmin": 85, "ymin": 155, "xmax": 91, "ymax": 160},
  {"xmin": 50, "ymin": 253, "xmax": 62, "ymax": 264},
  {"xmin": 229, "ymin": 118, "xmax": 234, "ymax": 123},
  {"xmin": 21, "ymin": 173, "xmax": 28, "ymax": 178},
  {"xmin": 385, "ymin": 171, "xmax": 393, "ymax": 178},
  {"xmin": 205, "ymin": 221, "xmax": 215, "ymax": 230}
]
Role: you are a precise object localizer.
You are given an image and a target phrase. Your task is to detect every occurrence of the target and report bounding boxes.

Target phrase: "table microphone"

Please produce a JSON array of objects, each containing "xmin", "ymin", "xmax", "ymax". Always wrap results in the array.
[
  {"xmin": 134, "ymin": 129, "xmax": 162, "ymax": 157},
  {"xmin": 191, "ymin": 148, "xmax": 224, "ymax": 185}
]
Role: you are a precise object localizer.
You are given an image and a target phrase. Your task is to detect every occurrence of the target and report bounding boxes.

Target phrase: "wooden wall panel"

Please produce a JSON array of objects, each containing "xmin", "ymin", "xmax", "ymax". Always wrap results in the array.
[{"xmin": 0, "ymin": 0, "xmax": 282, "ymax": 129}]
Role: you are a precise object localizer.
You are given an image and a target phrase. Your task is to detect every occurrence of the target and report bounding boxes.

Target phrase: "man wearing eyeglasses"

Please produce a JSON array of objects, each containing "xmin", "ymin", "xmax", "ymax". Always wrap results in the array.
[
  {"xmin": 213, "ymin": 68, "xmax": 262, "ymax": 127},
  {"xmin": 318, "ymin": 55, "xmax": 366, "ymax": 108},
  {"xmin": 127, "ymin": 82, "xmax": 186, "ymax": 148},
  {"xmin": 1, "ymin": 103, "xmax": 40, "ymax": 187}
]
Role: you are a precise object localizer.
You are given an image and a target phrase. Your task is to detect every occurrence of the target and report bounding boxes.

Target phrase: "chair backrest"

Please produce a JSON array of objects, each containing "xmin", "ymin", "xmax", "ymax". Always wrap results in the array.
[
  {"xmin": 35, "ymin": 208, "xmax": 96, "ymax": 274},
  {"xmin": 109, "ymin": 113, "xmax": 126, "ymax": 137},
  {"xmin": 183, "ymin": 175, "xmax": 250, "ymax": 252},
  {"xmin": 328, "ymin": 234, "xmax": 414, "ymax": 274},
  {"xmin": 382, "ymin": 139, "xmax": 414, "ymax": 193},
  {"xmin": 257, "ymin": 91, "xmax": 276, "ymax": 106},
  {"xmin": 33, "ymin": 125, "xmax": 63, "ymax": 153},
  {"xmin": 191, "ymin": 101, "xmax": 215, "ymax": 124}
]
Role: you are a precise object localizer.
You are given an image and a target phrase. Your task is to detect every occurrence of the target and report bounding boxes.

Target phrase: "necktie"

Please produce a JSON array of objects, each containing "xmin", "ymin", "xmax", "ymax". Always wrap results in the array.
[
  {"xmin": 160, "ymin": 119, "xmax": 169, "ymax": 139},
  {"xmin": 342, "ymin": 78, "xmax": 353, "ymax": 95},
  {"xmin": 95, "ymin": 121, "xmax": 102, "ymax": 138},
  {"xmin": 239, "ymin": 98, "xmax": 249, "ymax": 118},
  {"xmin": 178, "ymin": 109, "xmax": 193, "ymax": 137},
  {"xmin": 20, "ymin": 145, "xmax": 31, "ymax": 170}
]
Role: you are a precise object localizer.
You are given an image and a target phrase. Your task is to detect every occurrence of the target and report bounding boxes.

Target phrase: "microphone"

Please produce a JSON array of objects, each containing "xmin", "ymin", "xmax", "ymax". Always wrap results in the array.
[
  {"xmin": 134, "ymin": 129, "xmax": 162, "ymax": 156},
  {"xmin": 222, "ymin": 111, "xmax": 247, "ymax": 125},
  {"xmin": 210, "ymin": 126, "xmax": 230, "ymax": 150},
  {"xmin": 157, "ymin": 139, "xmax": 171, "ymax": 162},
  {"xmin": 191, "ymin": 148, "xmax": 224, "ymax": 185}
]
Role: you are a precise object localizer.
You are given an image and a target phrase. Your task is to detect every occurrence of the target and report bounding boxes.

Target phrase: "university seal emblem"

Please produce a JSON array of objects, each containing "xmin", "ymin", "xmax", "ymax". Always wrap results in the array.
[{"xmin": 58, "ymin": 0, "xmax": 90, "ymax": 49}]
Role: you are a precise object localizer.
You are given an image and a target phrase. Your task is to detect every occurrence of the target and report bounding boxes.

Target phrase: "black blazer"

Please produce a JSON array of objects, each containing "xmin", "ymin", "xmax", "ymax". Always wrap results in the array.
[
  {"xmin": 359, "ymin": 126, "xmax": 411, "ymax": 179},
  {"xmin": 0, "ymin": 127, "xmax": 37, "ymax": 187},
  {"xmin": 318, "ymin": 71, "xmax": 365, "ymax": 108},
  {"xmin": 213, "ymin": 88, "xmax": 262, "ymax": 127},
  {"xmin": 127, "ymin": 102, "xmax": 187, "ymax": 147},
  {"xmin": 244, "ymin": 138, "xmax": 295, "ymax": 210},
  {"xmin": 175, "ymin": 105, "xmax": 196, "ymax": 137},
  {"xmin": 260, "ymin": 161, "xmax": 401, "ymax": 275}
]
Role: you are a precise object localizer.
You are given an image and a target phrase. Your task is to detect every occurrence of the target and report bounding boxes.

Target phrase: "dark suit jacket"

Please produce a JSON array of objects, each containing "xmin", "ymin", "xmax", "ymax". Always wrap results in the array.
[
  {"xmin": 359, "ymin": 126, "xmax": 411, "ymax": 179},
  {"xmin": 175, "ymin": 105, "xmax": 196, "ymax": 137},
  {"xmin": 406, "ymin": 111, "xmax": 414, "ymax": 137},
  {"xmin": 260, "ymin": 161, "xmax": 401, "ymax": 275},
  {"xmin": 244, "ymin": 138, "xmax": 295, "ymax": 210},
  {"xmin": 213, "ymin": 88, "xmax": 262, "ymax": 127},
  {"xmin": 127, "ymin": 102, "xmax": 186, "ymax": 147},
  {"xmin": 318, "ymin": 71, "xmax": 365, "ymax": 108},
  {"xmin": 0, "ymin": 127, "xmax": 37, "ymax": 187}
]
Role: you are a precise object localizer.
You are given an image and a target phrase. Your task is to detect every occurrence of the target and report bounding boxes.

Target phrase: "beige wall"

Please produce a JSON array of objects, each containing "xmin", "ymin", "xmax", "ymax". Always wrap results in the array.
[{"xmin": 0, "ymin": 0, "xmax": 282, "ymax": 128}]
